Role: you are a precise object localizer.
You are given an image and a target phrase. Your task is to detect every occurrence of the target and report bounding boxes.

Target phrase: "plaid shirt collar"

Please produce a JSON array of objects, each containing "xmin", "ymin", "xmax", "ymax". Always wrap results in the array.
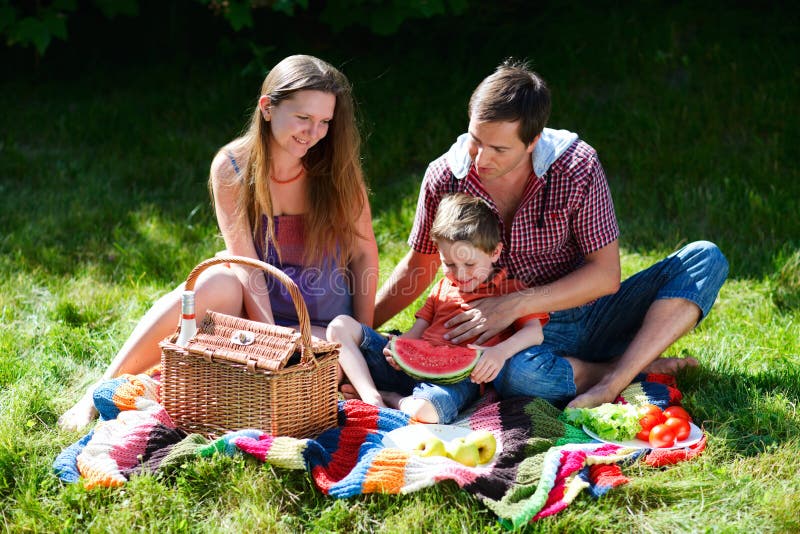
[
  {"xmin": 459, "ymin": 164, "xmax": 545, "ymax": 233},
  {"xmin": 446, "ymin": 128, "xmax": 579, "ymax": 180}
]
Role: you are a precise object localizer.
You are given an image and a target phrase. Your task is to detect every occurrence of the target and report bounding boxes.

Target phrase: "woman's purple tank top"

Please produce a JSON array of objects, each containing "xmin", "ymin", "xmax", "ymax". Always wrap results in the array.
[
  {"xmin": 226, "ymin": 152, "xmax": 352, "ymax": 327},
  {"xmin": 257, "ymin": 214, "xmax": 353, "ymax": 327}
]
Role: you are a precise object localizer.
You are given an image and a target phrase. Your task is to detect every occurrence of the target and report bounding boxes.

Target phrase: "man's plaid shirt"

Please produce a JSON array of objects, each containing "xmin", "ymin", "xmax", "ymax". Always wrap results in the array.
[{"xmin": 409, "ymin": 138, "xmax": 619, "ymax": 288}]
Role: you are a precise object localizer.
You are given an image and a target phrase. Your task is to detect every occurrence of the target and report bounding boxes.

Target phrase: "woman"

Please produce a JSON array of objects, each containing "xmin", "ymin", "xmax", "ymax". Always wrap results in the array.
[{"xmin": 58, "ymin": 55, "xmax": 379, "ymax": 431}]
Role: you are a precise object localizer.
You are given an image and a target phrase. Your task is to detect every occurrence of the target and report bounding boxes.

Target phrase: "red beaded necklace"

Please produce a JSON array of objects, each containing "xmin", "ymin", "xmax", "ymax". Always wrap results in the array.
[{"xmin": 270, "ymin": 165, "xmax": 305, "ymax": 185}]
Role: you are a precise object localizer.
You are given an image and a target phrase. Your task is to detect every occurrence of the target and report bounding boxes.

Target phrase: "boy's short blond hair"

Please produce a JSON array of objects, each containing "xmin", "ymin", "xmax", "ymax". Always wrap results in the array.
[{"xmin": 430, "ymin": 193, "xmax": 501, "ymax": 253}]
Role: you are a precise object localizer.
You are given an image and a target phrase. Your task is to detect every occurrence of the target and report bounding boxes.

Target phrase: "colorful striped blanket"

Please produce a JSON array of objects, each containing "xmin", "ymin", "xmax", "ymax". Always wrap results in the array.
[{"xmin": 54, "ymin": 371, "xmax": 705, "ymax": 529}]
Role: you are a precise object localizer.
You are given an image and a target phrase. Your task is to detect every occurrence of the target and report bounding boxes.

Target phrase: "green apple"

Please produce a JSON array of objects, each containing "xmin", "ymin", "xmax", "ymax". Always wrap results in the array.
[
  {"xmin": 445, "ymin": 437, "xmax": 480, "ymax": 467},
  {"xmin": 465, "ymin": 430, "xmax": 497, "ymax": 464},
  {"xmin": 412, "ymin": 435, "xmax": 447, "ymax": 457}
]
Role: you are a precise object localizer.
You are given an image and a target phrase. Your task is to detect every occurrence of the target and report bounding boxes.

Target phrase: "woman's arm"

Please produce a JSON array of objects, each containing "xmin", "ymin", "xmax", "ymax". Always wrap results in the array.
[
  {"xmin": 374, "ymin": 249, "xmax": 441, "ymax": 328},
  {"xmin": 209, "ymin": 148, "xmax": 275, "ymax": 324},
  {"xmin": 348, "ymin": 186, "xmax": 380, "ymax": 327}
]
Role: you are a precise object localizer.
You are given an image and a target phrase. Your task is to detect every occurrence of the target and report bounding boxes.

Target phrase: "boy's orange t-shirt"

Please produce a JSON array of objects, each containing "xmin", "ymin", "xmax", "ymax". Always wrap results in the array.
[{"xmin": 415, "ymin": 268, "xmax": 549, "ymax": 348}]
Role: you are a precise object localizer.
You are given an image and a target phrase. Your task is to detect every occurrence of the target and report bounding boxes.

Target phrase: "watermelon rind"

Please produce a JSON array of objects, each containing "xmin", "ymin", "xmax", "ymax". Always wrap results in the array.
[{"xmin": 388, "ymin": 337, "xmax": 482, "ymax": 385}]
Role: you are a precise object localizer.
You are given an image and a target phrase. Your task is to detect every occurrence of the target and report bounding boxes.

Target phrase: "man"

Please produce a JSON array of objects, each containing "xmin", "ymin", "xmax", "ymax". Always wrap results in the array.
[{"xmin": 373, "ymin": 59, "xmax": 728, "ymax": 408}]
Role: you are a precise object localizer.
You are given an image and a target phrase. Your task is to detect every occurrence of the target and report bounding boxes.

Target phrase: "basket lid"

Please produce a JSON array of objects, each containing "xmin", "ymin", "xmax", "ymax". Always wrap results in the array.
[{"xmin": 183, "ymin": 311, "xmax": 337, "ymax": 372}]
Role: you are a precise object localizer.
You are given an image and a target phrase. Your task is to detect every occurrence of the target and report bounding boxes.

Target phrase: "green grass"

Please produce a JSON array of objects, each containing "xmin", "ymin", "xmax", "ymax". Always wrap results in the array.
[{"xmin": 1, "ymin": 2, "xmax": 799, "ymax": 532}]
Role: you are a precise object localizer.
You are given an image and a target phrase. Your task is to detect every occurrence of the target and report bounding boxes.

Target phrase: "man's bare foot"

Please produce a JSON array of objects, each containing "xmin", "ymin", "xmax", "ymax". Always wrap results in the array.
[
  {"xmin": 57, "ymin": 389, "xmax": 98, "ymax": 432},
  {"xmin": 567, "ymin": 357, "xmax": 699, "ymax": 409},
  {"xmin": 566, "ymin": 385, "xmax": 619, "ymax": 409},
  {"xmin": 643, "ymin": 356, "xmax": 699, "ymax": 375}
]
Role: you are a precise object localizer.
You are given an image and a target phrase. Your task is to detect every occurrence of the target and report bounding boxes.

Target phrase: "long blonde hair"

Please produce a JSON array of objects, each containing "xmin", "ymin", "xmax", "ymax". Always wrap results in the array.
[{"xmin": 234, "ymin": 55, "xmax": 365, "ymax": 267}]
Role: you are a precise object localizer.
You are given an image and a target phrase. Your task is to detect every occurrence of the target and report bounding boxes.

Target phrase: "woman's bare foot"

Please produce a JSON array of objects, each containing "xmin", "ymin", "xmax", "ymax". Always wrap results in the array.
[
  {"xmin": 643, "ymin": 356, "xmax": 699, "ymax": 375},
  {"xmin": 340, "ymin": 383, "xmax": 361, "ymax": 400},
  {"xmin": 57, "ymin": 387, "xmax": 99, "ymax": 432},
  {"xmin": 339, "ymin": 383, "xmax": 387, "ymax": 407}
]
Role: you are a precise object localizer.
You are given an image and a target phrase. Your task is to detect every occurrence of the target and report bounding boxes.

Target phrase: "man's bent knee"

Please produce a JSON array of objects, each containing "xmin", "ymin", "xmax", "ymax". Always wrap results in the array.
[
  {"xmin": 678, "ymin": 240, "xmax": 729, "ymax": 281},
  {"xmin": 670, "ymin": 240, "xmax": 728, "ymax": 320},
  {"xmin": 494, "ymin": 350, "xmax": 576, "ymax": 403}
]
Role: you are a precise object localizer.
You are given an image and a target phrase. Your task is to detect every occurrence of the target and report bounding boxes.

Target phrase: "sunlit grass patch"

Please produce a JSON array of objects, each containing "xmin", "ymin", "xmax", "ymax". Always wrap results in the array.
[{"xmin": 0, "ymin": 2, "xmax": 798, "ymax": 532}]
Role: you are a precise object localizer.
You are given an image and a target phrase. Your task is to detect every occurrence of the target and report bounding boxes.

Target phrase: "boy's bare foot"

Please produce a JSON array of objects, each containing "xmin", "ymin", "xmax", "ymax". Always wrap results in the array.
[
  {"xmin": 380, "ymin": 391, "xmax": 404, "ymax": 410},
  {"xmin": 643, "ymin": 356, "xmax": 699, "ymax": 375},
  {"xmin": 57, "ymin": 387, "xmax": 99, "ymax": 432}
]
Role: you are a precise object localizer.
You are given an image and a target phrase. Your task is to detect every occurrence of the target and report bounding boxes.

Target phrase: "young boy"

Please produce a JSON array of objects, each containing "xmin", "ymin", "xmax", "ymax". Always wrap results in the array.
[{"xmin": 327, "ymin": 193, "xmax": 548, "ymax": 424}]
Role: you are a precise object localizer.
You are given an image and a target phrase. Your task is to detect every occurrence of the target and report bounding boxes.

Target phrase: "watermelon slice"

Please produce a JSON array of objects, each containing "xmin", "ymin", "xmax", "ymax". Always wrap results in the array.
[{"xmin": 388, "ymin": 337, "xmax": 482, "ymax": 385}]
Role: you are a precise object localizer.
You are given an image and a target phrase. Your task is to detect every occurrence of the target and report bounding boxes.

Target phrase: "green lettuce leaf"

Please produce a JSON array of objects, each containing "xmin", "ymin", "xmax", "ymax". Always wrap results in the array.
[{"xmin": 563, "ymin": 403, "xmax": 641, "ymax": 441}]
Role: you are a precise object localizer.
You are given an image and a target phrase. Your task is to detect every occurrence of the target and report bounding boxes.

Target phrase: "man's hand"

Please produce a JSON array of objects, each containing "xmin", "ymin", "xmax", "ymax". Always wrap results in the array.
[
  {"xmin": 468, "ymin": 346, "xmax": 505, "ymax": 384},
  {"xmin": 443, "ymin": 293, "xmax": 517, "ymax": 345}
]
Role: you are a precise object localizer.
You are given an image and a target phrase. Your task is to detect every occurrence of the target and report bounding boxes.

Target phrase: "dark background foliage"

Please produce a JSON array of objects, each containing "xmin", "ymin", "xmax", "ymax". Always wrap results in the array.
[{"xmin": 1, "ymin": 0, "xmax": 798, "ymax": 287}]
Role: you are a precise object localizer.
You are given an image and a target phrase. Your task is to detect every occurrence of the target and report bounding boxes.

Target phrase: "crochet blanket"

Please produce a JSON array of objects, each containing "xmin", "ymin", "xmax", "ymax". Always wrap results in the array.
[{"xmin": 54, "ymin": 371, "xmax": 705, "ymax": 529}]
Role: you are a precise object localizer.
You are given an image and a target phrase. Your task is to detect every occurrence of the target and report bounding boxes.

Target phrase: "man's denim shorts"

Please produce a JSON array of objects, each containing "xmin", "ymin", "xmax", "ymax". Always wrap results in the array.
[{"xmin": 493, "ymin": 240, "xmax": 729, "ymax": 405}]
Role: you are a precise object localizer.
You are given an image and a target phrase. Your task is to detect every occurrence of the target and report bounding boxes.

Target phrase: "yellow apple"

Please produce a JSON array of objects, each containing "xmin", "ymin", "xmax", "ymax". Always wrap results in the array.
[
  {"xmin": 465, "ymin": 430, "xmax": 497, "ymax": 464},
  {"xmin": 412, "ymin": 435, "xmax": 447, "ymax": 457},
  {"xmin": 445, "ymin": 437, "xmax": 480, "ymax": 467}
]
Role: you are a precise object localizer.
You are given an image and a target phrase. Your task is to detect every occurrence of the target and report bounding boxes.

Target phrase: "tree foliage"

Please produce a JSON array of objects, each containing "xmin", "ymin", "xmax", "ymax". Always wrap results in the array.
[
  {"xmin": 0, "ymin": 0, "xmax": 138, "ymax": 56},
  {"xmin": 317, "ymin": 0, "xmax": 469, "ymax": 35},
  {"xmin": 0, "ymin": 0, "xmax": 470, "ymax": 58}
]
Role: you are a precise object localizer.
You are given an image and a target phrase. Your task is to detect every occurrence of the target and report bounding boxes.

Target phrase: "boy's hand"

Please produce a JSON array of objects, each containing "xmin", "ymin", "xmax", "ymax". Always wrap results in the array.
[
  {"xmin": 382, "ymin": 335, "xmax": 401, "ymax": 370},
  {"xmin": 468, "ymin": 346, "xmax": 505, "ymax": 384},
  {"xmin": 384, "ymin": 352, "xmax": 401, "ymax": 371}
]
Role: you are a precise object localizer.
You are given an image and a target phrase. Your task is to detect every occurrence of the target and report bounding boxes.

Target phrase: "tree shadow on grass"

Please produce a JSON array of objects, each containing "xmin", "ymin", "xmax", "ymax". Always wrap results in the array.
[
  {"xmin": 0, "ymin": 166, "xmax": 219, "ymax": 285},
  {"xmin": 0, "ymin": 64, "xmax": 238, "ymax": 284}
]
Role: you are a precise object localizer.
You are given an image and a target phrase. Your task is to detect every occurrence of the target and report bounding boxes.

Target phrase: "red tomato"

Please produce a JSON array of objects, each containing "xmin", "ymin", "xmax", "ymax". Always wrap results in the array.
[
  {"xmin": 639, "ymin": 413, "xmax": 662, "ymax": 431},
  {"xmin": 637, "ymin": 404, "xmax": 663, "ymax": 418},
  {"xmin": 636, "ymin": 429, "xmax": 650, "ymax": 441},
  {"xmin": 648, "ymin": 424, "xmax": 676, "ymax": 448},
  {"xmin": 663, "ymin": 406, "xmax": 692, "ymax": 422},
  {"xmin": 639, "ymin": 404, "xmax": 666, "ymax": 430},
  {"xmin": 664, "ymin": 416, "xmax": 691, "ymax": 441}
]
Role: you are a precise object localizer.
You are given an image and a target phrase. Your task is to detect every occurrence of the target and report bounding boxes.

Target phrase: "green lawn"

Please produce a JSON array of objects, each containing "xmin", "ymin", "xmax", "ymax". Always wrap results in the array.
[{"xmin": 1, "ymin": 2, "xmax": 799, "ymax": 532}]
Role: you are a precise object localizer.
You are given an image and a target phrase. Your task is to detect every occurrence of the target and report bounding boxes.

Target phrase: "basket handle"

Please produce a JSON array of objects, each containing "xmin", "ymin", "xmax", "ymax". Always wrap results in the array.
[{"xmin": 183, "ymin": 256, "xmax": 316, "ymax": 365}]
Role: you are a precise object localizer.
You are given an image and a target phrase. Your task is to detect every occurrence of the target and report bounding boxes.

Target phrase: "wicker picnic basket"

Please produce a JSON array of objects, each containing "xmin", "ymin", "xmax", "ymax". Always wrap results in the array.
[{"xmin": 159, "ymin": 256, "xmax": 340, "ymax": 439}]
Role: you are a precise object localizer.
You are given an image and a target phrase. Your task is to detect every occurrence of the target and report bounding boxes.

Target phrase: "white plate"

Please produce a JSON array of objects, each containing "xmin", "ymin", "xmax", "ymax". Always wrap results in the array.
[
  {"xmin": 582, "ymin": 422, "xmax": 703, "ymax": 450},
  {"xmin": 382, "ymin": 424, "xmax": 501, "ymax": 464}
]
